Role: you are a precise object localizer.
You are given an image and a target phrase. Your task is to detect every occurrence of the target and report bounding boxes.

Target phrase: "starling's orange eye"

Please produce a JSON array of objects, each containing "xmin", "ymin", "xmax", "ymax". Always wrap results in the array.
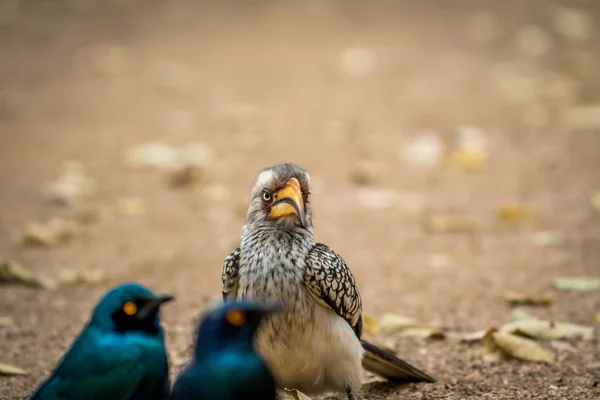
[
  {"xmin": 225, "ymin": 309, "xmax": 247, "ymax": 326},
  {"xmin": 123, "ymin": 302, "xmax": 137, "ymax": 316},
  {"xmin": 262, "ymin": 192, "xmax": 272, "ymax": 202}
]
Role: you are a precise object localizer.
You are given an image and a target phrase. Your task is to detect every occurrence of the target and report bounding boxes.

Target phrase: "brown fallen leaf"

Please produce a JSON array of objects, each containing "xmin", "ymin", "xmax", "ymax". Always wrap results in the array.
[
  {"xmin": 501, "ymin": 319, "xmax": 593, "ymax": 340},
  {"xmin": 349, "ymin": 160, "xmax": 382, "ymax": 186},
  {"xmin": 0, "ymin": 316, "xmax": 13, "ymax": 327},
  {"xmin": 169, "ymin": 165, "xmax": 204, "ymax": 189},
  {"xmin": 74, "ymin": 204, "xmax": 114, "ymax": 225},
  {"xmin": 496, "ymin": 204, "xmax": 535, "ymax": 222},
  {"xmin": 493, "ymin": 331, "xmax": 555, "ymax": 363},
  {"xmin": 397, "ymin": 328, "xmax": 446, "ymax": 340},
  {"xmin": 0, "ymin": 260, "xmax": 56, "ymax": 290},
  {"xmin": 595, "ymin": 314, "xmax": 600, "ymax": 324},
  {"xmin": 21, "ymin": 218, "xmax": 81, "ymax": 247},
  {"xmin": 380, "ymin": 314, "xmax": 431, "ymax": 333},
  {"xmin": 425, "ymin": 214, "xmax": 480, "ymax": 234},
  {"xmin": 0, "ymin": 363, "xmax": 28, "ymax": 376},
  {"xmin": 282, "ymin": 388, "xmax": 312, "ymax": 400},
  {"xmin": 504, "ymin": 290, "xmax": 553, "ymax": 307},
  {"xmin": 363, "ymin": 313, "xmax": 380, "ymax": 335}
]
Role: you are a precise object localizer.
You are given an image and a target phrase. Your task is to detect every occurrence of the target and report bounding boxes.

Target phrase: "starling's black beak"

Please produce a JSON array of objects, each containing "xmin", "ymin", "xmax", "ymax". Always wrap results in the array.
[
  {"xmin": 268, "ymin": 177, "xmax": 306, "ymax": 227},
  {"xmin": 137, "ymin": 294, "xmax": 174, "ymax": 320}
]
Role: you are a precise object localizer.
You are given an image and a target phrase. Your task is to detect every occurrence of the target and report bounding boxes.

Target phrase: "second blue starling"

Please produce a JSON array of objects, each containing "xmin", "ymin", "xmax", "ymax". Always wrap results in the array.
[
  {"xmin": 170, "ymin": 301, "xmax": 279, "ymax": 400},
  {"xmin": 28, "ymin": 282, "xmax": 174, "ymax": 400}
]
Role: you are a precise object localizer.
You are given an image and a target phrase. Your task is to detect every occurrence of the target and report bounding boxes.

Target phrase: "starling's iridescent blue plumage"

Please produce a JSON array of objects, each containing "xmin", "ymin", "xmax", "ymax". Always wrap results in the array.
[
  {"xmin": 170, "ymin": 301, "xmax": 278, "ymax": 400},
  {"xmin": 28, "ymin": 283, "xmax": 174, "ymax": 400}
]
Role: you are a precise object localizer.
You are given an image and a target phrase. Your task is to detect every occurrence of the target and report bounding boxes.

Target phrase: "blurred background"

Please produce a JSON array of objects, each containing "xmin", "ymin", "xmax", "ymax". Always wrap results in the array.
[{"xmin": 1, "ymin": 1, "xmax": 599, "ymax": 399}]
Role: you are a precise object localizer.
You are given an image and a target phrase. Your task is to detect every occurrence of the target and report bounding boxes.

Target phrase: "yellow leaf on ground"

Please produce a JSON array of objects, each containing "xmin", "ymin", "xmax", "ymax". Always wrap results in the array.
[
  {"xmin": 22, "ymin": 218, "xmax": 81, "ymax": 247},
  {"xmin": 0, "ymin": 363, "xmax": 28, "ymax": 376},
  {"xmin": 496, "ymin": 204, "xmax": 535, "ymax": 222},
  {"xmin": 501, "ymin": 319, "xmax": 593, "ymax": 340},
  {"xmin": 380, "ymin": 314, "xmax": 431, "ymax": 333},
  {"xmin": 480, "ymin": 328, "xmax": 504, "ymax": 362},
  {"xmin": 0, "ymin": 260, "xmax": 56, "ymax": 290},
  {"xmin": 460, "ymin": 330, "xmax": 488, "ymax": 342},
  {"xmin": 553, "ymin": 277, "xmax": 600, "ymax": 292},
  {"xmin": 363, "ymin": 313, "xmax": 380, "ymax": 335},
  {"xmin": 397, "ymin": 328, "xmax": 446, "ymax": 340},
  {"xmin": 450, "ymin": 148, "xmax": 486, "ymax": 171},
  {"xmin": 492, "ymin": 331, "xmax": 555, "ymax": 364},
  {"xmin": 282, "ymin": 388, "xmax": 312, "ymax": 400},
  {"xmin": 425, "ymin": 214, "xmax": 480, "ymax": 234}
]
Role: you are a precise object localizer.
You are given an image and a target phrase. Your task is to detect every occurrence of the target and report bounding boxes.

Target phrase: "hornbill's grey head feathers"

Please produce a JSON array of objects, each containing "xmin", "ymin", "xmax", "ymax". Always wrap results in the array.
[{"xmin": 245, "ymin": 163, "xmax": 313, "ymax": 231}]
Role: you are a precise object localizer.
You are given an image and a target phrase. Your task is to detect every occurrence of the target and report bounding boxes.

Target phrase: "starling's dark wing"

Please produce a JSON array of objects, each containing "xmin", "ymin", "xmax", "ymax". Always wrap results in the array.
[
  {"xmin": 29, "ymin": 333, "xmax": 146, "ymax": 400},
  {"xmin": 304, "ymin": 244, "xmax": 436, "ymax": 384},
  {"xmin": 222, "ymin": 248, "xmax": 241, "ymax": 302},
  {"xmin": 304, "ymin": 243, "xmax": 363, "ymax": 337}
]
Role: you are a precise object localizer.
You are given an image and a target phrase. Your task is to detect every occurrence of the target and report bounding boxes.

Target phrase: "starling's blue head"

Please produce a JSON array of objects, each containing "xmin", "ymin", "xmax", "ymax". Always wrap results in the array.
[
  {"xmin": 89, "ymin": 282, "xmax": 174, "ymax": 336},
  {"xmin": 194, "ymin": 301, "xmax": 282, "ymax": 357}
]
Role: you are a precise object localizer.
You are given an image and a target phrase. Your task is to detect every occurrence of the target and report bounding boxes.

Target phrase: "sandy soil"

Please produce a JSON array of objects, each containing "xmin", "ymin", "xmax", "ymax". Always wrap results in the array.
[{"xmin": 1, "ymin": 1, "xmax": 599, "ymax": 399}]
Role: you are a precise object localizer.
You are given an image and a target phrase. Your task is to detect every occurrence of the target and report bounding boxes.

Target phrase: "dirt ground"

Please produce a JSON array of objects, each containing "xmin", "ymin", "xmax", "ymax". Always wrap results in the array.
[{"xmin": 1, "ymin": 1, "xmax": 600, "ymax": 399}]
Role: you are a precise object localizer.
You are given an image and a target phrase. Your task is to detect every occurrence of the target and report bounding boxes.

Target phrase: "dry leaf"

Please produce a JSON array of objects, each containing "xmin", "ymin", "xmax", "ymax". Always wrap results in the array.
[
  {"xmin": 496, "ymin": 204, "xmax": 535, "ymax": 222},
  {"xmin": 42, "ymin": 161, "xmax": 96, "ymax": 206},
  {"xmin": 74, "ymin": 204, "xmax": 114, "ymax": 225},
  {"xmin": 425, "ymin": 214, "xmax": 480, "ymax": 234},
  {"xmin": 380, "ymin": 314, "xmax": 431, "ymax": 333},
  {"xmin": 591, "ymin": 191, "xmax": 600, "ymax": 212},
  {"xmin": 510, "ymin": 308, "xmax": 533, "ymax": 322},
  {"xmin": 0, "ymin": 363, "xmax": 28, "ymax": 376},
  {"xmin": 363, "ymin": 314, "xmax": 380, "ymax": 335},
  {"xmin": 349, "ymin": 160, "xmax": 382, "ymax": 186},
  {"xmin": 22, "ymin": 218, "xmax": 81, "ymax": 247},
  {"xmin": 355, "ymin": 188, "xmax": 397, "ymax": 210},
  {"xmin": 504, "ymin": 291, "xmax": 553, "ymax": 307},
  {"xmin": 282, "ymin": 388, "xmax": 312, "ymax": 400},
  {"xmin": 169, "ymin": 165, "xmax": 204, "ymax": 189},
  {"xmin": 450, "ymin": 148, "xmax": 486, "ymax": 171},
  {"xmin": 480, "ymin": 328, "xmax": 504, "ymax": 362},
  {"xmin": 0, "ymin": 260, "xmax": 56, "ymax": 290},
  {"xmin": 532, "ymin": 231, "xmax": 563, "ymax": 247},
  {"xmin": 595, "ymin": 314, "xmax": 600, "ymax": 324},
  {"xmin": 125, "ymin": 142, "xmax": 179, "ymax": 170},
  {"xmin": 460, "ymin": 330, "xmax": 487, "ymax": 342},
  {"xmin": 492, "ymin": 331, "xmax": 554, "ymax": 363},
  {"xmin": 117, "ymin": 197, "xmax": 147, "ymax": 217},
  {"xmin": 397, "ymin": 328, "xmax": 446, "ymax": 340},
  {"xmin": 553, "ymin": 277, "xmax": 600, "ymax": 292},
  {"xmin": 501, "ymin": 319, "xmax": 593, "ymax": 340},
  {"xmin": 57, "ymin": 268, "xmax": 106, "ymax": 285},
  {"xmin": 401, "ymin": 133, "xmax": 444, "ymax": 168},
  {"xmin": 0, "ymin": 316, "xmax": 13, "ymax": 327}
]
